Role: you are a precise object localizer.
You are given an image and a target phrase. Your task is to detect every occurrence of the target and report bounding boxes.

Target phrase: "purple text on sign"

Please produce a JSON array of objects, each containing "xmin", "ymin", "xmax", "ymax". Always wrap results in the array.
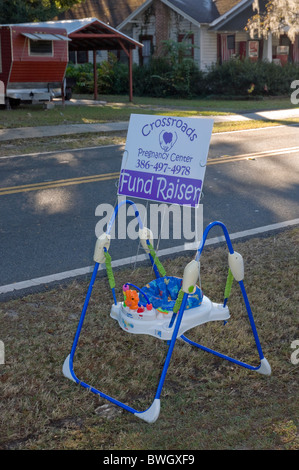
[{"xmin": 118, "ymin": 169, "xmax": 203, "ymax": 207}]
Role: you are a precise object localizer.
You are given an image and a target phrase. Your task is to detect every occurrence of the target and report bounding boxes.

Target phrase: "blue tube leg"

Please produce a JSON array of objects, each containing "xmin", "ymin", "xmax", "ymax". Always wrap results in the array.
[
  {"xmin": 68, "ymin": 262, "xmax": 100, "ymax": 381},
  {"xmin": 239, "ymin": 280, "xmax": 264, "ymax": 360},
  {"xmin": 155, "ymin": 293, "xmax": 189, "ymax": 399}
]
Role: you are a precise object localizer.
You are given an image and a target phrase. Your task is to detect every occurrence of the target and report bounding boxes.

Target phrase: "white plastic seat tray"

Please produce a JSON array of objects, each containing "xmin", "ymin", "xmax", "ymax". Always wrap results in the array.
[{"xmin": 110, "ymin": 295, "xmax": 230, "ymax": 340}]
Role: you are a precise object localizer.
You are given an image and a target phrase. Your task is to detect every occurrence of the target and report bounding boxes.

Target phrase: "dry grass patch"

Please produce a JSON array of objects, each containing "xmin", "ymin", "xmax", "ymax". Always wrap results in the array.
[
  {"xmin": 0, "ymin": 133, "xmax": 127, "ymax": 158},
  {"xmin": 1, "ymin": 121, "xmax": 299, "ymax": 159},
  {"xmin": 0, "ymin": 228, "xmax": 298, "ymax": 450}
]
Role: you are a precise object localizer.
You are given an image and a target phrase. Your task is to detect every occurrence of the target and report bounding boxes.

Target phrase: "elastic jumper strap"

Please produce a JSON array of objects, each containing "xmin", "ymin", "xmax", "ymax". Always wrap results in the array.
[
  {"xmin": 104, "ymin": 248, "xmax": 117, "ymax": 305},
  {"xmin": 173, "ymin": 289, "xmax": 184, "ymax": 314},
  {"xmin": 104, "ymin": 249, "xmax": 115, "ymax": 289},
  {"xmin": 146, "ymin": 241, "xmax": 167, "ymax": 277},
  {"xmin": 168, "ymin": 288, "xmax": 184, "ymax": 330},
  {"xmin": 223, "ymin": 268, "xmax": 234, "ymax": 307}
]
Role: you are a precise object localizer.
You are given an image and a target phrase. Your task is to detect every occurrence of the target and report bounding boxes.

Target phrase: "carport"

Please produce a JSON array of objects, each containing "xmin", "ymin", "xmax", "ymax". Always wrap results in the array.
[{"xmin": 55, "ymin": 18, "xmax": 143, "ymax": 101}]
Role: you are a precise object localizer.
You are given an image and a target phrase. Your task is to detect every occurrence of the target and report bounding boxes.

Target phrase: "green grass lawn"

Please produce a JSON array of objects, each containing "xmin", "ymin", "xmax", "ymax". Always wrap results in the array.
[
  {"xmin": 0, "ymin": 95, "xmax": 297, "ymax": 129},
  {"xmin": 0, "ymin": 228, "xmax": 298, "ymax": 450},
  {"xmin": 0, "ymin": 93, "xmax": 298, "ymax": 450},
  {"xmin": 81, "ymin": 94, "xmax": 298, "ymax": 112}
]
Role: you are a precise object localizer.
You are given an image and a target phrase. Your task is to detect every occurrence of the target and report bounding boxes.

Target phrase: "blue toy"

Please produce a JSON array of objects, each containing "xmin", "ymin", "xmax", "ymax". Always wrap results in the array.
[{"xmin": 63, "ymin": 199, "xmax": 271, "ymax": 423}]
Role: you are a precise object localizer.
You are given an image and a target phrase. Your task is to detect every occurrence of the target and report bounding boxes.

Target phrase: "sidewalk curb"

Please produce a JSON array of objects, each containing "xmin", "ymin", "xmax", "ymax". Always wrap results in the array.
[{"xmin": 0, "ymin": 121, "xmax": 129, "ymax": 141}]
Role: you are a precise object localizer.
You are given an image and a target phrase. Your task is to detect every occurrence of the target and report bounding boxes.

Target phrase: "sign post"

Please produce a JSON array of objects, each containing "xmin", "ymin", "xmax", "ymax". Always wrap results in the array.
[{"xmin": 118, "ymin": 114, "xmax": 213, "ymax": 207}]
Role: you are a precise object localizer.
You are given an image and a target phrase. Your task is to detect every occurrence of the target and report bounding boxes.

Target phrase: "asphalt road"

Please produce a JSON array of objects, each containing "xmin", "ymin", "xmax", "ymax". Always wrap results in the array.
[{"xmin": 0, "ymin": 124, "xmax": 298, "ymax": 295}]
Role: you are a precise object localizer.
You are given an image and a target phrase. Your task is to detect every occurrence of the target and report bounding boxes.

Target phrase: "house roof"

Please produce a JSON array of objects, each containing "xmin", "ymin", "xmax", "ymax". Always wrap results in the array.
[
  {"xmin": 57, "ymin": 0, "xmax": 249, "ymax": 30},
  {"xmin": 209, "ymin": 0, "xmax": 266, "ymax": 32},
  {"xmin": 213, "ymin": 0, "xmax": 243, "ymax": 16},
  {"xmin": 161, "ymin": 0, "xmax": 220, "ymax": 25},
  {"xmin": 117, "ymin": 0, "xmax": 249, "ymax": 30},
  {"xmin": 1, "ymin": 23, "xmax": 69, "ymax": 36},
  {"xmin": 117, "ymin": 0, "xmax": 221, "ymax": 30},
  {"xmin": 210, "ymin": 4, "xmax": 253, "ymax": 31},
  {"xmin": 56, "ymin": 0, "xmax": 145, "ymax": 28}
]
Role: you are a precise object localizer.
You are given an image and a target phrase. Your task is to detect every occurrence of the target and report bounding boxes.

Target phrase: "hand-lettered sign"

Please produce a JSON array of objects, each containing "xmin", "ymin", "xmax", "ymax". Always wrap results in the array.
[{"xmin": 118, "ymin": 114, "xmax": 213, "ymax": 207}]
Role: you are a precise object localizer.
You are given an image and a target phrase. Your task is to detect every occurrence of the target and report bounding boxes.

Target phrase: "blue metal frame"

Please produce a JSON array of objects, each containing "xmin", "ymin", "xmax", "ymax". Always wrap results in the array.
[
  {"xmin": 64, "ymin": 258, "xmax": 189, "ymax": 419},
  {"xmin": 63, "ymin": 206, "xmax": 269, "ymax": 421},
  {"xmin": 63, "ymin": 199, "xmax": 176, "ymax": 419},
  {"xmin": 184, "ymin": 221, "xmax": 266, "ymax": 369}
]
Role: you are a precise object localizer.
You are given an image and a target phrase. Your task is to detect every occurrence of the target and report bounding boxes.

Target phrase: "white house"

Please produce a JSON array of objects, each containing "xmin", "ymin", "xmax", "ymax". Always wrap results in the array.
[
  {"xmin": 117, "ymin": 0, "xmax": 299, "ymax": 68},
  {"xmin": 58, "ymin": 0, "xmax": 299, "ymax": 68}
]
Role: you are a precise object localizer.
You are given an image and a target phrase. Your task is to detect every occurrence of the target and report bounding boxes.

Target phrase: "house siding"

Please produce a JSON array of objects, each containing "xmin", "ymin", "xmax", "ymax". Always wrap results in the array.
[
  {"xmin": 129, "ymin": 10, "xmax": 156, "ymax": 63},
  {"xmin": 200, "ymin": 25, "xmax": 218, "ymax": 69},
  {"xmin": 235, "ymin": 31, "xmax": 248, "ymax": 42},
  {"xmin": 168, "ymin": 11, "xmax": 201, "ymax": 66},
  {"xmin": 119, "ymin": 0, "xmax": 297, "ymax": 69},
  {"xmin": 127, "ymin": 6, "xmax": 203, "ymax": 67},
  {"xmin": 10, "ymin": 62, "xmax": 67, "ymax": 83}
]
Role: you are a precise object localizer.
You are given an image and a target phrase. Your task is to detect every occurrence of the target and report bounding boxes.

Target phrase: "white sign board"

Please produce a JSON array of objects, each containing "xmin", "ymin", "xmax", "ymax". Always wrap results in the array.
[{"xmin": 118, "ymin": 114, "xmax": 213, "ymax": 207}]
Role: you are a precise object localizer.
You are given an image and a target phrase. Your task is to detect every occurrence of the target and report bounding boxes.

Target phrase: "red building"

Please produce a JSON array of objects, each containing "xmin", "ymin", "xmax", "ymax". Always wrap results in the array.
[{"xmin": 0, "ymin": 24, "xmax": 69, "ymax": 106}]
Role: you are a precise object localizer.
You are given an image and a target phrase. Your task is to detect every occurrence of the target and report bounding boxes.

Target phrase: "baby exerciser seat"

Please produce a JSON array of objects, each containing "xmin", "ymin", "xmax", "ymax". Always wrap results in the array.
[{"xmin": 63, "ymin": 199, "xmax": 271, "ymax": 424}]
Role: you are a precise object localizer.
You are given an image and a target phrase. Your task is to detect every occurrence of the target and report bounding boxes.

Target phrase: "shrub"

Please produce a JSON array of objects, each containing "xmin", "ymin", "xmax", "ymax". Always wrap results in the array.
[
  {"xmin": 97, "ymin": 56, "xmax": 116, "ymax": 94},
  {"xmin": 66, "ymin": 62, "xmax": 94, "ymax": 94},
  {"xmin": 66, "ymin": 55, "xmax": 299, "ymax": 99},
  {"xmin": 205, "ymin": 59, "xmax": 299, "ymax": 97}
]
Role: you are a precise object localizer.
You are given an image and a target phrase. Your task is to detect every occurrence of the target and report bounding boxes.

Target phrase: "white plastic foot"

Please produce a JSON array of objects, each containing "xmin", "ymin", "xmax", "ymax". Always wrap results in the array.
[
  {"xmin": 257, "ymin": 357, "xmax": 271, "ymax": 375},
  {"xmin": 62, "ymin": 354, "xmax": 76, "ymax": 382},
  {"xmin": 135, "ymin": 399, "xmax": 160, "ymax": 423}
]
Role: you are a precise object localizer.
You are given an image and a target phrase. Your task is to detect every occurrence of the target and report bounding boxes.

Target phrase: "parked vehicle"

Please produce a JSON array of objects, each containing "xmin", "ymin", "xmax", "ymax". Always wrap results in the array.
[{"xmin": 0, "ymin": 24, "xmax": 70, "ymax": 106}]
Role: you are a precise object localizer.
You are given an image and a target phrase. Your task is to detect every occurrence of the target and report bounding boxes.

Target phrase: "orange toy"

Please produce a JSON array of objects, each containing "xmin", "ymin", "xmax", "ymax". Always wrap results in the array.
[{"xmin": 124, "ymin": 289, "xmax": 139, "ymax": 310}]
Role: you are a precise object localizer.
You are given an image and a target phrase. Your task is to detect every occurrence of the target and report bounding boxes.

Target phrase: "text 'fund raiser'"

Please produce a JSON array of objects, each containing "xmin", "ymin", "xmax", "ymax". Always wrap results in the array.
[{"xmin": 118, "ymin": 114, "xmax": 214, "ymax": 207}]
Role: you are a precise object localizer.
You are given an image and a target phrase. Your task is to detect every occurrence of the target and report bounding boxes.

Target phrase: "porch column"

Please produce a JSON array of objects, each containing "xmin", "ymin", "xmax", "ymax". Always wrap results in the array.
[
  {"xmin": 129, "ymin": 48, "xmax": 133, "ymax": 102},
  {"xmin": 61, "ymin": 79, "xmax": 65, "ymax": 106},
  {"xmin": 263, "ymin": 33, "xmax": 272, "ymax": 62}
]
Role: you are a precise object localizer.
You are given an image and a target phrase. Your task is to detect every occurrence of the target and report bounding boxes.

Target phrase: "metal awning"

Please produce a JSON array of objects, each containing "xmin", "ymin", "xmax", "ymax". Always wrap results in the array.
[{"xmin": 22, "ymin": 32, "xmax": 70, "ymax": 41}]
